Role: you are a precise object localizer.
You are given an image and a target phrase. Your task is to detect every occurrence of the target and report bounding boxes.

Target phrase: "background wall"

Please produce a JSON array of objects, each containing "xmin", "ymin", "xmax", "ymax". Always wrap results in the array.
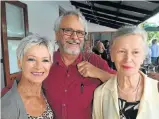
[
  {"xmin": 88, "ymin": 22, "xmax": 116, "ymax": 32},
  {"xmin": 92, "ymin": 32, "xmax": 113, "ymax": 41},
  {"xmin": 22, "ymin": 1, "xmax": 58, "ymax": 42},
  {"xmin": 101, "ymin": 33, "xmax": 112, "ymax": 41}
]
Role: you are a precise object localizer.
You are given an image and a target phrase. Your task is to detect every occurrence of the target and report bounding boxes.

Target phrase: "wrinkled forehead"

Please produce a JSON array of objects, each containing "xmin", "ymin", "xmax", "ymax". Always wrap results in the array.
[
  {"xmin": 60, "ymin": 15, "xmax": 84, "ymax": 31},
  {"xmin": 112, "ymin": 34, "xmax": 145, "ymax": 49}
]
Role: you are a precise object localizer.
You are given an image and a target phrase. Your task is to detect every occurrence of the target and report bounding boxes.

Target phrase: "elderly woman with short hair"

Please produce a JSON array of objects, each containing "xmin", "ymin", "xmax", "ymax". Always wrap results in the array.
[
  {"xmin": 1, "ymin": 34, "xmax": 54, "ymax": 119},
  {"xmin": 92, "ymin": 26, "xmax": 159, "ymax": 119}
]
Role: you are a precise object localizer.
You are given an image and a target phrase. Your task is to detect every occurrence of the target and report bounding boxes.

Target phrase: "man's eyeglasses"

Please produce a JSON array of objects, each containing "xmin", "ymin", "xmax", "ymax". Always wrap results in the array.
[{"xmin": 60, "ymin": 28, "xmax": 87, "ymax": 38}]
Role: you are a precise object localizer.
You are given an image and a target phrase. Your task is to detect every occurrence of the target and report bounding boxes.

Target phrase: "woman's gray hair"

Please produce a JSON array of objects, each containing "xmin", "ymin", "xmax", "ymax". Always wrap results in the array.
[
  {"xmin": 54, "ymin": 10, "xmax": 88, "ymax": 37},
  {"xmin": 110, "ymin": 25, "xmax": 148, "ymax": 56},
  {"xmin": 16, "ymin": 34, "xmax": 54, "ymax": 63}
]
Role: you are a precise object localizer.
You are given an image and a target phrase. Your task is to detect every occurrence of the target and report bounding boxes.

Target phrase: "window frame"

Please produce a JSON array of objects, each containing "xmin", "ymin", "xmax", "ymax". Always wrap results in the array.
[{"xmin": 1, "ymin": 1, "xmax": 29, "ymax": 86}]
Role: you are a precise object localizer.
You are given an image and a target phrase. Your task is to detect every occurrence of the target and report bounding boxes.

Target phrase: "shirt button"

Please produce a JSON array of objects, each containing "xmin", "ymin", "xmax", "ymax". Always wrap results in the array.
[
  {"xmin": 62, "ymin": 104, "xmax": 66, "ymax": 107},
  {"xmin": 64, "ymin": 89, "xmax": 67, "ymax": 92},
  {"xmin": 67, "ymin": 74, "xmax": 70, "ymax": 77}
]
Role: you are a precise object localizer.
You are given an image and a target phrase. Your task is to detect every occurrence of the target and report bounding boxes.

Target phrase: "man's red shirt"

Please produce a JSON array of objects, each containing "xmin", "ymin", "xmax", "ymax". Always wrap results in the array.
[{"xmin": 43, "ymin": 51, "xmax": 116, "ymax": 119}]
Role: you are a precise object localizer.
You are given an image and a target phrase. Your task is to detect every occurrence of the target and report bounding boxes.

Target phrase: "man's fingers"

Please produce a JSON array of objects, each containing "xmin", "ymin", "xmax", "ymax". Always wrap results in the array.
[
  {"xmin": 77, "ymin": 61, "xmax": 97, "ymax": 78},
  {"xmin": 78, "ymin": 68, "xmax": 84, "ymax": 75},
  {"xmin": 78, "ymin": 64, "xmax": 86, "ymax": 73},
  {"xmin": 79, "ymin": 68, "xmax": 87, "ymax": 77},
  {"xmin": 77, "ymin": 61, "xmax": 87, "ymax": 68},
  {"xmin": 77, "ymin": 62, "xmax": 89, "ymax": 72}
]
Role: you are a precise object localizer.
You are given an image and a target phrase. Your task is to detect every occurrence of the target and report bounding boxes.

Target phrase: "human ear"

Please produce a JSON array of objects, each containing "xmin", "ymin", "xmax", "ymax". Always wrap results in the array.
[
  {"xmin": 17, "ymin": 59, "xmax": 22, "ymax": 70},
  {"xmin": 55, "ymin": 31, "xmax": 60, "ymax": 41},
  {"xmin": 110, "ymin": 48, "xmax": 115, "ymax": 62}
]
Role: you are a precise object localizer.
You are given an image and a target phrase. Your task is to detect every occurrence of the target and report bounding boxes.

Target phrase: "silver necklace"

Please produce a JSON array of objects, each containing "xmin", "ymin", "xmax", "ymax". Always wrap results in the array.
[{"xmin": 117, "ymin": 75, "xmax": 141, "ymax": 102}]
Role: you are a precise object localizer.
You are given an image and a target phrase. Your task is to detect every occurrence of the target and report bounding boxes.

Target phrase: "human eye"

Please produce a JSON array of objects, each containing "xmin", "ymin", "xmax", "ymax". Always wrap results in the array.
[
  {"xmin": 133, "ymin": 51, "xmax": 140, "ymax": 54},
  {"xmin": 64, "ymin": 28, "xmax": 73, "ymax": 33},
  {"xmin": 77, "ymin": 30, "xmax": 85, "ymax": 36},
  {"xmin": 42, "ymin": 59, "xmax": 50, "ymax": 62},
  {"xmin": 27, "ymin": 58, "xmax": 35, "ymax": 61},
  {"xmin": 118, "ymin": 50, "xmax": 125, "ymax": 53}
]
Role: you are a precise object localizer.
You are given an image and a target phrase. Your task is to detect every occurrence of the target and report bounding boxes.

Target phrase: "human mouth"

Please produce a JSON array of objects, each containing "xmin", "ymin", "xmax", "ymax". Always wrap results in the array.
[
  {"xmin": 67, "ymin": 40, "xmax": 80, "ymax": 45},
  {"xmin": 31, "ymin": 72, "xmax": 44, "ymax": 76},
  {"xmin": 122, "ymin": 65, "xmax": 133, "ymax": 69}
]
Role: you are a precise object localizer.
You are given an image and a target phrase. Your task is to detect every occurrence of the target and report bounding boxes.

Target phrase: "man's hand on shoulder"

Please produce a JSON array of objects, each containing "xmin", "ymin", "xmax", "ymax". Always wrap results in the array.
[{"xmin": 77, "ymin": 61, "xmax": 116, "ymax": 82}]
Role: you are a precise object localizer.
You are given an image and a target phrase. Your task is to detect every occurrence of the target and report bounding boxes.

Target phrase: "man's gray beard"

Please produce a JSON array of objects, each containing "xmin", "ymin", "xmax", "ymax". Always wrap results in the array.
[
  {"xmin": 57, "ymin": 41, "xmax": 84, "ymax": 55},
  {"xmin": 64, "ymin": 47, "xmax": 81, "ymax": 55}
]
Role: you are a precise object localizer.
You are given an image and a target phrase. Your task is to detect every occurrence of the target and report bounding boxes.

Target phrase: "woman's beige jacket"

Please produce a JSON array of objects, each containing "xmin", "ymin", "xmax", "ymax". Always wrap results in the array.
[{"xmin": 93, "ymin": 73, "xmax": 159, "ymax": 119}]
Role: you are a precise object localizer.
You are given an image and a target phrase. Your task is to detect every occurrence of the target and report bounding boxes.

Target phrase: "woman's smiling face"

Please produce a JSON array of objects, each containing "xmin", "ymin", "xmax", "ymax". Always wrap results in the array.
[
  {"xmin": 110, "ymin": 34, "xmax": 145, "ymax": 76},
  {"xmin": 18, "ymin": 45, "xmax": 52, "ymax": 83}
]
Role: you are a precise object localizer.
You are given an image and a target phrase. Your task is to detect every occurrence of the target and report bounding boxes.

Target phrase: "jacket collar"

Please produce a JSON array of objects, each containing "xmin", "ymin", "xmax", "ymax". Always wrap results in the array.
[
  {"xmin": 104, "ymin": 76, "xmax": 119, "ymax": 116},
  {"xmin": 10, "ymin": 80, "xmax": 28, "ymax": 119},
  {"xmin": 137, "ymin": 72, "xmax": 156, "ymax": 117},
  {"xmin": 107, "ymin": 71, "xmax": 153, "ymax": 97},
  {"xmin": 106, "ymin": 71, "xmax": 155, "ymax": 117}
]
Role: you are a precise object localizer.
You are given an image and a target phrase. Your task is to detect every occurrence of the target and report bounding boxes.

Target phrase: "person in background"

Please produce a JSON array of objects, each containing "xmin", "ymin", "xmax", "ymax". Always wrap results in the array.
[
  {"xmin": 143, "ymin": 47, "xmax": 152, "ymax": 65},
  {"xmin": 93, "ymin": 41, "xmax": 117, "ymax": 71},
  {"xmin": 93, "ymin": 26, "xmax": 159, "ymax": 119},
  {"xmin": 103, "ymin": 40, "xmax": 110, "ymax": 61},
  {"xmin": 94, "ymin": 39, "xmax": 100, "ymax": 46},
  {"xmin": 103, "ymin": 40, "xmax": 109, "ymax": 50},
  {"xmin": 93, "ymin": 41, "xmax": 107, "ymax": 59},
  {"xmin": 148, "ymin": 72, "xmax": 159, "ymax": 81},
  {"xmin": 104, "ymin": 40, "xmax": 117, "ymax": 70},
  {"xmin": 43, "ymin": 10, "xmax": 116, "ymax": 119},
  {"xmin": 1, "ymin": 34, "xmax": 54, "ymax": 119},
  {"xmin": 150, "ymin": 39, "xmax": 159, "ymax": 65},
  {"xmin": 141, "ymin": 47, "xmax": 152, "ymax": 74},
  {"xmin": 83, "ymin": 39, "xmax": 92, "ymax": 53}
]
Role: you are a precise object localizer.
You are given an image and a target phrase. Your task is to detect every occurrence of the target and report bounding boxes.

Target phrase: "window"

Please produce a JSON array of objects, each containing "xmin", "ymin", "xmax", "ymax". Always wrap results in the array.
[{"xmin": 1, "ymin": 1, "xmax": 28, "ymax": 86}]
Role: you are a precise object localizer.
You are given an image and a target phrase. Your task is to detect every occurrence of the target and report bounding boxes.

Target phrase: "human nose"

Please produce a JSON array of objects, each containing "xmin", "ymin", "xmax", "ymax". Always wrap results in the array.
[
  {"xmin": 35, "ymin": 61, "xmax": 42, "ymax": 69},
  {"xmin": 125, "ymin": 52, "xmax": 133, "ymax": 62},
  {"xmin": 70, "ymin": 31, "xmax": 78, "ymax": 40}
]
